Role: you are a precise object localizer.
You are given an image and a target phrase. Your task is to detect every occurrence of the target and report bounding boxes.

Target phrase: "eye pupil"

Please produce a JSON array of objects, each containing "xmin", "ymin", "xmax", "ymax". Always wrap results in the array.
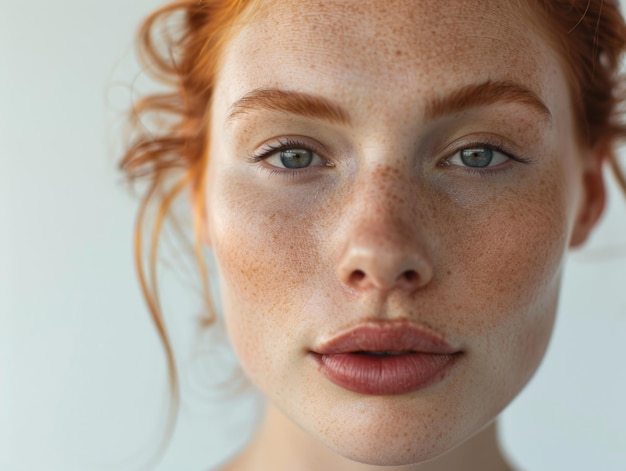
[
  {"xmin": 460, "ymin": 148, "xmax": 493, "ymax": 168},
  {"xmin": 280, "ymin": 149, "xmax": 313, "ymax": 169}
]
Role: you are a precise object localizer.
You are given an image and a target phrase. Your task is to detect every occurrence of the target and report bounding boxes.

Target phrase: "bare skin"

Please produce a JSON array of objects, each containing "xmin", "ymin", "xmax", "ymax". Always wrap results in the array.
[
  {"xmin": 199, "ymin": 0, "xmax": 606, "ymax": 469},
  {"xmin": 220, "ymin": 403, "xmax": 514, "ymax": 471}
]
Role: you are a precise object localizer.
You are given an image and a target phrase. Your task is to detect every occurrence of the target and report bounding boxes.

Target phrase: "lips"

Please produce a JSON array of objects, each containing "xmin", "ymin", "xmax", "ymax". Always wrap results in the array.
[{"xmin": 310, "ymin": 321, "xmax": 462, "ymax": 395}]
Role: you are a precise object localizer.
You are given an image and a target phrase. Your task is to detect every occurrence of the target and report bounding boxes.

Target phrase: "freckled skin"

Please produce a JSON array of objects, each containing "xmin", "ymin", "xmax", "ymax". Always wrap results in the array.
[{"xmin": 202, "ymin": 0, "xmax": 603, "ymax": 469}]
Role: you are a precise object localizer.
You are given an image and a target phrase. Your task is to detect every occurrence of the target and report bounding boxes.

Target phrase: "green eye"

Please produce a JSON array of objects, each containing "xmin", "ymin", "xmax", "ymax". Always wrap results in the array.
[
  {"xmin": 280, "ymin": 149, "xmax": 314, "ymax": 169},
  {"xmin": 445, "ymin": 146, "xmax": 511, "ymax": 169},
  {"xmin": 460, "ymin": 148, "xmax": 494, "ymax": 168},
  {"xmin": 254, "ymin": 139, "xmax": 328, "ymax": 173}
]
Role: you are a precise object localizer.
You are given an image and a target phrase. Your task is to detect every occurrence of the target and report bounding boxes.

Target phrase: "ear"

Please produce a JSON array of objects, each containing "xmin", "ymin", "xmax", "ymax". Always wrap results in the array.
[{"xmin": 568, "ymin": 142, "xmax": 608, "ymax": 248}]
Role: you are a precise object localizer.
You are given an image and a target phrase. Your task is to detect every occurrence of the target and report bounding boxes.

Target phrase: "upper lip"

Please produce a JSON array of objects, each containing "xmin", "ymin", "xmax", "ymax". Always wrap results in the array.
[{"xmin": 312, "ymin": 320, "xmax": 460, "ymax": 355}]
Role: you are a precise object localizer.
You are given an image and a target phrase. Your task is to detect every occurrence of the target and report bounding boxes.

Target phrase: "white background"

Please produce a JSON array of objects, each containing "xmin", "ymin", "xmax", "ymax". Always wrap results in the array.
[{"xmin": 2, "ymin": 0, "xmax": 625, "ymax": 469}]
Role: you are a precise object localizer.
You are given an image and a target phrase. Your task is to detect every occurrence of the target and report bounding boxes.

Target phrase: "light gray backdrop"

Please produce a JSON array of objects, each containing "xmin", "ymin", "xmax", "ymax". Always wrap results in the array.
[{"xmin": 2, "ymin": 1, "xmax": 625, "ymax": 470}]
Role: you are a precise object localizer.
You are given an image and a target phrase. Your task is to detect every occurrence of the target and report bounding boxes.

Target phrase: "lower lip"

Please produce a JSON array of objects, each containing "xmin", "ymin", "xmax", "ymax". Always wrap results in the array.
[{"xmin": 312, "ymin": 352, "xmax": 461, "ymax": 395}]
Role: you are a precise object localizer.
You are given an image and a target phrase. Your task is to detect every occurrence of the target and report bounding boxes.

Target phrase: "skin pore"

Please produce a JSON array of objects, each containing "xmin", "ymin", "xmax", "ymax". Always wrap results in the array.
[{"xmin": 198, "ymin": 0, "xmax": 606, "ymax": 470}]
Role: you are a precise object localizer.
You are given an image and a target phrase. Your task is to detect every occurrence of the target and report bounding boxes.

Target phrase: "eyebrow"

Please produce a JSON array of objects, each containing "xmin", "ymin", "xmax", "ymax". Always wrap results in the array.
[
  {"xmin": 425, "ymin": 80, "xmax": 552, "ymax": 124},
  {"xmin": 226, "ymin": 80, "xmax": 552, "ymax": 127},
  {"xmin": 227, "ymin": 88, "xmax": 351, "ymax": 126}
]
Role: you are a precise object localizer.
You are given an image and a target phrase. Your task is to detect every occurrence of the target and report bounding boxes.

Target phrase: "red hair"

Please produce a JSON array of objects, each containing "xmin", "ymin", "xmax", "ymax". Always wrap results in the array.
[
  {"xmin": 120, "ymin": 0, "xmax": 255, "ymax": 463},
  {"xmin": 119, "ymin": 0, "xmax": 626, "ymax": 460}
]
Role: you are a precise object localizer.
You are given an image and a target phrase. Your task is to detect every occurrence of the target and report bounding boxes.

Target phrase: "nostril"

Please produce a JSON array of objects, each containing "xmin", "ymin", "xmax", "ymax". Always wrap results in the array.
[
  {"xmin": 338, "ymin": 250, "xmax": 433, "ymax": 291},
  {"xmin": 349, "ymin": 270, "xmax": 366, "ymax": 285},
  {"xmin": 348, "ymin": 268, "xmax": 421, "ymax": 290}
]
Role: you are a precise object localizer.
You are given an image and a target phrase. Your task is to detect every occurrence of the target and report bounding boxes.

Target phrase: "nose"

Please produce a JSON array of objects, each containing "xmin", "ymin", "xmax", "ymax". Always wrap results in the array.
[
  {"xmin": 337, "ymin": 242, "xmax": 433, "ymax": 292},
  {"xmin": 336, "ymin": 176, "xmax": 434, "ymax": 294}
]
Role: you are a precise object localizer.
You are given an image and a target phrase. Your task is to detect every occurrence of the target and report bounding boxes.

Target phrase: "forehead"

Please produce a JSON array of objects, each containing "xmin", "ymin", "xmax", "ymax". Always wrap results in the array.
[{"xmin": 216, "ymin": 0, "xmax": 563, "ymax": 120}]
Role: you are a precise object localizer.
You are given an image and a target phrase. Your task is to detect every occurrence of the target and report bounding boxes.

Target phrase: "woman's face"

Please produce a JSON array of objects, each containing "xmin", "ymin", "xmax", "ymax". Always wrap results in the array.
[{"xmin": 203, "ymin": 0, "xmax": 602, "ymax": 465}]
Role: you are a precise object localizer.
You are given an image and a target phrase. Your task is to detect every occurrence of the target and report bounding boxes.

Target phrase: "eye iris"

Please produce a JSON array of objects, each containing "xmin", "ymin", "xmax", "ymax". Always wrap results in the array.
[
  {"xmin": 460, "ymin": 148, "xmax": 493, "ymax": 168},
  {"xmin": 280, "ymin": 149, "xmax": 313, "ymax": 169}
]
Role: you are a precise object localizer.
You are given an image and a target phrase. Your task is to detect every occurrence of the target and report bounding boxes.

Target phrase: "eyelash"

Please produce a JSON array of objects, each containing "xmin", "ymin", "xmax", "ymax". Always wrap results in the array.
[
  {"xmin": 247, "ymin": 137, "xmax": 535, "ymax": 178},
  {"xmin": 439, "ymin": 139, "xmax": 536, "ymax": 176},
  {"xmin": 247, "ymin": 138, "xmax": 330, "ymax": 178}
]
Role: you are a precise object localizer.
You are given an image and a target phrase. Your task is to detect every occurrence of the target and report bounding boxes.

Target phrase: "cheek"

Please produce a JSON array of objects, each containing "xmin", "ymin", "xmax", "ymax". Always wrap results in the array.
[
  {"xmin": 207, "ymin": 176, "xmax": 324, "ymax": 379},
  {"xmin": 448, "ymin": 190, "xmax": 566, "ymax": 319},
  {"xmin": 437, "ymin": 162, "xmax": 572, "ymax": 313},
  {"xmin": 436, "ymin": 167, "xmax": 573, "ymax": 397}
]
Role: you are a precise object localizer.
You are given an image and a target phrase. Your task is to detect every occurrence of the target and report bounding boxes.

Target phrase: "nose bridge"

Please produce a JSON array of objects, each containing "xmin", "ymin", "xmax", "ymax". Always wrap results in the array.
[
  {"xmin": 354, "ymin": 165, "xmax": 414, "ymax": 242},
  {"xmin": 336, "ymin": 163, "xmax": 434, "ymax": 293}
]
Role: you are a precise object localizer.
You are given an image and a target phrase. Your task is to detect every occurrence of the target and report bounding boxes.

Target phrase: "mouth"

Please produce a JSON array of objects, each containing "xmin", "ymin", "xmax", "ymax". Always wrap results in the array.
[
  {"xmin": 310, "ymin": 321, "xmax": 463, "ymax": 395},
  {"xmin": 355, "ymin": 351, "xmax": 414, "ymax": 356}
]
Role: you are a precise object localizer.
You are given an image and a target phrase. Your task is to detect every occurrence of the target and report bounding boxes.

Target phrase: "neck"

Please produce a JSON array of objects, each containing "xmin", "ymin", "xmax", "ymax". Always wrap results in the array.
[{"xmin": 219, "ymin": 403, "xmax": 514, "ymax": 471}]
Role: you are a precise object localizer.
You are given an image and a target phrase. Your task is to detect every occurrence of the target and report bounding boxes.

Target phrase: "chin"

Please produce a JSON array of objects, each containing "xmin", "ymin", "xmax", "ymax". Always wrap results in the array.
[
  {"xmin": 293, "ymin": 392, "xmax": 489, "ymax": 467},
  {"xmin": 323, "ymin": 428, "xmax": 463, "ymax": 467}
]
